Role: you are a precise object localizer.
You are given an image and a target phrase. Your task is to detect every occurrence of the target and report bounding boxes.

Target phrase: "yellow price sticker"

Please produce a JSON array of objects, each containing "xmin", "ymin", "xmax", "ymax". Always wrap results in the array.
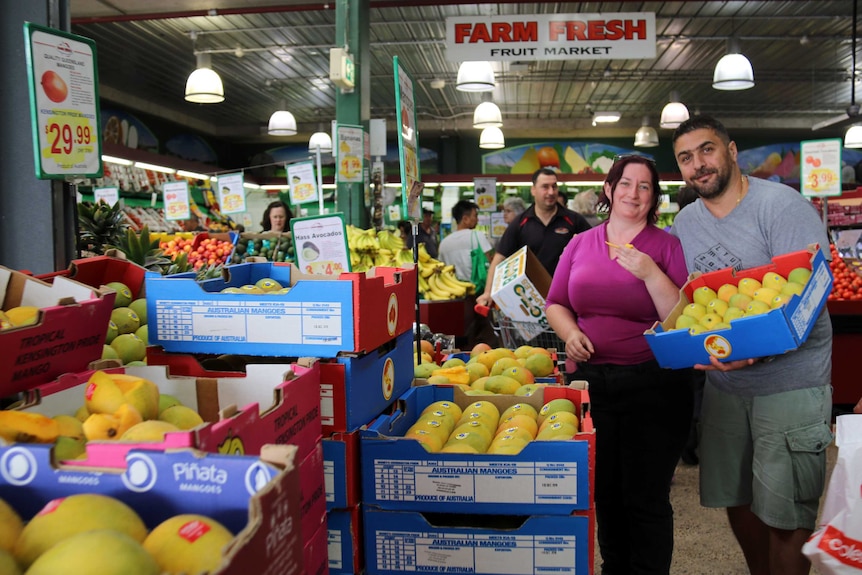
[
  {"xmin": 807, "ymin": 168, "xmax": 837, "ymax": 191},
  {"xmin": 41, "ymin": 111, "xmax": 94, "ymax": 166}
]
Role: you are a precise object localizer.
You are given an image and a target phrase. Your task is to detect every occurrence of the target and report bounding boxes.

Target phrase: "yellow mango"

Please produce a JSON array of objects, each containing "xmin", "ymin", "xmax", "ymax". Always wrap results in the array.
[{"xmin": 0, "ymin": 411, "xmax": 59, "ymax": 443}]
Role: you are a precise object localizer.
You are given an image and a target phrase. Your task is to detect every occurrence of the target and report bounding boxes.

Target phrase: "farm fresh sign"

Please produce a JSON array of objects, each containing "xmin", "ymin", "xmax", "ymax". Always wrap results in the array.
[{"xmin": 446, "ymin": 13, "xmax": 655, "ymax": 61}]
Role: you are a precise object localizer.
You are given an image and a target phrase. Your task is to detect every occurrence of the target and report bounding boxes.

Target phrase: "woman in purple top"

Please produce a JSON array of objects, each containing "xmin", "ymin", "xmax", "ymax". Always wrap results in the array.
[{"xmin": 546, "ymin": 155, "xmax": 694, "ymax": 575}]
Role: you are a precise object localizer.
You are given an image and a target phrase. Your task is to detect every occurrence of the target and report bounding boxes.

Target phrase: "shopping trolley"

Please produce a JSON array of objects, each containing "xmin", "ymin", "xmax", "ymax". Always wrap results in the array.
[{"xmin": 475, "ymin": 304, "xmax": 567, "ymax": 373}]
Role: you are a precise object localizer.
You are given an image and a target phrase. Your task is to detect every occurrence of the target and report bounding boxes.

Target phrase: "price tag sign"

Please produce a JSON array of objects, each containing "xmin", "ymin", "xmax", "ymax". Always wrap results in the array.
[
  {"xmin": 801, "ymin": 138, "xmax": 842, "ymax": 197},
  {"xmin": 394, "ymin": 57, "xmax": 421, "ymax": 220},
  {"xmin": 336, "ymin": 124, "xmax": 365, "ymax": 184},
  {"xmin": 287, "ymin": 161, "xmax": 319, "ymax": 205},
  {"xmin": 217, "ymin": 172, "xmax": 247, "ymax": 214},
  {"xmin": 94, "ymin": 186, "xmax": 119, "ymax": 206},
  {"xmin": 474, "ymin": 177, "xmax": 498, "ymax": 211},
  {"xmin": 24, "ymin": 23, "xmax": 102, "ymax": 179},
  {"xmin": 290, "ymin": 213, "xmax": 351, "ymax": 275},
  {"xmin": 163, "ymin": 181, "xmax": 191, "ymax": 221}
]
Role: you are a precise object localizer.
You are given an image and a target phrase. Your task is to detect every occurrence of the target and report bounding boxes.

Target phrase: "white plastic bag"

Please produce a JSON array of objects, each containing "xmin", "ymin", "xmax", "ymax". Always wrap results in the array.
[{"xmin": 803, "ymin": 415, "xmax": 862, "ymax": 573}]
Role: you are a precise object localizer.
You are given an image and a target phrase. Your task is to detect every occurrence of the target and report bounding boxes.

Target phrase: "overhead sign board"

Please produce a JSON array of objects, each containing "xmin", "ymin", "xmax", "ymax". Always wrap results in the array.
[{"xmin": 446, "ymin": 12, "xmax": 656, "ymax": 61}]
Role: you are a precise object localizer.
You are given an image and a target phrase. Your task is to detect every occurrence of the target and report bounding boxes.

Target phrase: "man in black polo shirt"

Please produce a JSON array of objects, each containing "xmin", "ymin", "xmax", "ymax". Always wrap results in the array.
[{"xmin": 476, "ymin": 167, "xmax": 591, "ymax": 308}]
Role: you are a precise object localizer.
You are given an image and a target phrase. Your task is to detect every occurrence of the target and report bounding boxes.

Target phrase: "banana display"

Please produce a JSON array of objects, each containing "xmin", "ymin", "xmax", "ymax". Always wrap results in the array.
[
  {"xmin": 417, "ymin": 243, "xmax": 476, "ymax": 301},
  {"xmin": 346, "ymin": 225, "xmax": 413, "ymax": 272}
]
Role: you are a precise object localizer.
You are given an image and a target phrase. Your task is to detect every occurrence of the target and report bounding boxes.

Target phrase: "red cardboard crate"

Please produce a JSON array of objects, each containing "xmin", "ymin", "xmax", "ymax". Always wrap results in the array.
[
  {"xmin": 323, "ymin": 430, "xmax": 361, "ymax": 510},
  {"xmin": 304, "ymin": 519, "xmax": 330, "ymax": 575},
  {"xmin": 0, "ymin": 443, "xmax": 306, "ymax": 575},
  {"xmin": 36, "ymin": 254, "xmax": 148, "ymax": 299},
  {"xmin": 21, "ymin": 362, "xmax": 321, "ymax": 468},
  {"xmin": 0, "ymin": 267, "xmax": 115, "ymax": 398},
  {"xmin": 645, "ymin": 247, "xmax": 832, "ymax": 368},
  {"xmin": 299, "ymin": 442, "xmax": 327, "ymax": 547}
]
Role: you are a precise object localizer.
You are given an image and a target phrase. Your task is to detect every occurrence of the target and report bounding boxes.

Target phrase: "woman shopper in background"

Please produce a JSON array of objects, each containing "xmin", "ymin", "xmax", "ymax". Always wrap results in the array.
[
  {"xmin": 260, "ymin": 200, "xmax": 292, "ymax": 232},
  {"xmin": 545, "ymin": 155, "xmax": 694, "ymax": 575}
]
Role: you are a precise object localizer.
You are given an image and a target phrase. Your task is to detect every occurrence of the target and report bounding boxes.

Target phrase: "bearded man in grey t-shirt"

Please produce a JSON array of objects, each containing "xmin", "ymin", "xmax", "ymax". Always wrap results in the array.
[{"xmin": 670, "ymin": 115, "xmax": 832, "ymax": 575}]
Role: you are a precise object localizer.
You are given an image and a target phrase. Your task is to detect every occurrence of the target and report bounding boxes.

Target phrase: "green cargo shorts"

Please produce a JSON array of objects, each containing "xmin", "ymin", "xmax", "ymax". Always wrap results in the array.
[{"xmin": 699, "ymin": 382, "xmax": 833, "ymax": 531}]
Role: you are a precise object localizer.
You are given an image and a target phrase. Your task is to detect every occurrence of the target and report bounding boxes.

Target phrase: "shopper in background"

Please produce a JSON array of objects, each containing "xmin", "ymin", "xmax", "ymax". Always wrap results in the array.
[
  {"xmin": 671, "ymin": 115, "xmax": 832, "ymax": 575},
  {"xmin": 416, "ymin": 208, "xmax": 439, "ymax": 258},
  {"xmin": 397, "ymin": 220, "xmax": 414, "ymax": 249},
  {"xmin": 571, "ymin": 190, "xmax": 602, "ymax": 227},
  {"xmin": 501, "ymin": 196, "xmax": 527, "ymax": 224},
  {"xmin": 438, "ymin": 200, "xmax": 493, "ymax": 281},
  {"xmin": 260, "ymin": 200, "xmax": 292, "ymax": 233},
  {"xmin": 476, "ymin": 168, "xmax": 591, "ymax": 307},
  {"xmin": 182, "ymin": 213, "xmax": 205, "ymax": 232},
  {"xmin": 545, "ymin": 155, "xmax": 693, "ymax": 575}
]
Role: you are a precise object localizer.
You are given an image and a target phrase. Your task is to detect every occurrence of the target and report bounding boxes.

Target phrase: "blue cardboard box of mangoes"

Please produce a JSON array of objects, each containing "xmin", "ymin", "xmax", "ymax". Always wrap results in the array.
[{"xmin": 644, "ymin": 247, "xmax": 832, "ymax": 369}]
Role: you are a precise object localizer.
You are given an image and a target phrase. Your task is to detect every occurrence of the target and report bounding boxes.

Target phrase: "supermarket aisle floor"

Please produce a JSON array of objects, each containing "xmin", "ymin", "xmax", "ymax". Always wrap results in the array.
[{"xmin": 593, "ymin": 443, "xmax": 838, "ymax": 574}]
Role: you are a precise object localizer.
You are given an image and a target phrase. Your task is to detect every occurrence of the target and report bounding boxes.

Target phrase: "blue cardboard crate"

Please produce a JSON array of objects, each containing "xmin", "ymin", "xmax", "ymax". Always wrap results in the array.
[
  {"xmin": 363, "ymin": 507, "xmax": 594, "ymax": 575},
  {"xmin": 323, "ymin": 430, "xmax": 361, "ymax": 510},
  {"xmin": 360, "ymin": 385, "xmax": 594, "ymax": 515},
  {"xmin": 328, "ymin": 505, "xmax": 363, "ymax": 575},
  {"xmin": 320, "ymin": 330, "xmax": 413, "ymax": 434},
  {"xmin": 146, "ymin": 262, "xmax": 416, "ymax": 358},
  {"xmin": 645, "ymin": 247, "xmax": 832, "ymax": 369}
]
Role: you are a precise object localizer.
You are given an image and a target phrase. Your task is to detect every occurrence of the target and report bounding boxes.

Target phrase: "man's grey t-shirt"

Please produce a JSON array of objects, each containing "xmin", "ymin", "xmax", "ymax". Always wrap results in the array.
[{"xmin": 671, "ymin": 176, "xmax": 831, "ymax": 397}]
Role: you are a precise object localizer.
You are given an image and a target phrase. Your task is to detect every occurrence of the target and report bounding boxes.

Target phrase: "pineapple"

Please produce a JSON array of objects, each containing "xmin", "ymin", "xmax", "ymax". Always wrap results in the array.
[{"xmin": 77, "ymin": 201, "xmax": 128, "ymax": 255}]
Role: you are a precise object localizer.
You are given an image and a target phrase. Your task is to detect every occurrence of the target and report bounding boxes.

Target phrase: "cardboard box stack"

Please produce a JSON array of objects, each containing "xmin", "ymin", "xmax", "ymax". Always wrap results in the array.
[
  {"xmin": 360, "ymin": 384, "xmax": 597, "ymax": 574},
  {"xmin": 0, "ymin": 253, "xmax": 418, "ymax": 575}
]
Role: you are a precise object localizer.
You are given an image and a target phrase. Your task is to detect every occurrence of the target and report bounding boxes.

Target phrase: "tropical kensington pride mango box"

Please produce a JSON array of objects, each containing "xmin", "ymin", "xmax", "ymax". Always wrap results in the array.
[
  {"xmin": 645, "ymin": 247, "xmax": 832, "ymax": 369},
  {"xmin": 360, "ymin": 384, "xmax": 595, "ymax": 515},
  {"xmin": 489, "ymin": 246, "xmax": 553, "ymax": 341},
  {"xmin": 362, "ymin": 507, "xmax": 595, "ymax": 575},
  {"xmin": 145, "ymin": 261, "xmax": 416, "ymax": 358},
  {"xmin": 0, "ymin": 266, "xmax": 115, "ymax": 397},
  {"xmin": 0, "ymin": 443, "xmax": 306, "ymax": 575},
  {"xmin": 20, "ymin": 362, "xmax": 321, "ymax": 468},
  {"xmin": 36, "ymin": 254, "xmax": 148, "ymax": 300},
  {"xmin": 323, "ymin": 430, "xmax": 361, "ymax": 510}
]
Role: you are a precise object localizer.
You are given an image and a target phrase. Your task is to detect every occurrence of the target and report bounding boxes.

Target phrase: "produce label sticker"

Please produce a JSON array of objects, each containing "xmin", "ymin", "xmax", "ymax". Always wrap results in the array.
[
  {"xmin": 163, "ymin": 181, "xmax": 190, "ymax": 221},
  {"xmin": 24, "ymin": 23, "xmax": 102, "ymax": 179},
  {"xmin": 490, "ymin": 211, "xmax": 507, "ymax": 238},
  {"xmin": 336, "ymin": 124, "xmax": 364, "ymax": 184},
  {"xmin": 93, "ymin": 186, "xmax": 119, "ymax": 206},
  {"xmin": 287, "ymin": 161, "xmax": 318, "ymax": 205},
  {"xmin": 801, "ymin": 138, "xmax": 842, "ymax": 197},
  {"xmin": 394, "ymin": 56, "xmax": 421, "ymax": 220},
  {"xmin": 290, "ymin": 213, "xmax": 351, "ymax": 275},
  {"xmin": 474, "ymin": 177, "xmax": 498, "ymax": 211},
  {"xmin": 217, "ymin": 172, "xmax": 246, "ymax": 214}
]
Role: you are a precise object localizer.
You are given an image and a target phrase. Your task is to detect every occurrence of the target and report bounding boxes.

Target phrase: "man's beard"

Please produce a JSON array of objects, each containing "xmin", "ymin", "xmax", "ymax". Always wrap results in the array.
[{"xmin": 689, "ymin": 163, "xmax": 732, "ymax": 201}]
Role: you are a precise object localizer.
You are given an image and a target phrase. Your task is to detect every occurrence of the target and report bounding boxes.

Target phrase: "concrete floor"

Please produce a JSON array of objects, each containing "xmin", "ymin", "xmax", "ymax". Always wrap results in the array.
[{"xmin": 593, "ymin": 443, "xmax": 839, "ymax": 575}]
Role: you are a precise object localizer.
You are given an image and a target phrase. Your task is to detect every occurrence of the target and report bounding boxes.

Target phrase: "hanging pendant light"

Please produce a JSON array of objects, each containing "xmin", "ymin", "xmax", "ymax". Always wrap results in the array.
[
  {"xmin": 634, "ymin": 116, "xmax": 660, "ymax": 147},
  {"xmin": 185, "ymin": 53, "xmax": 224, "ymax": 103},
  {"xmin": 456, "ymin": 61, "xmax": 495, "ymax": 92},
  {"xmin": 845, "ymin": 125, "xmax": 862, "ymax": 148},
  {"xmin": 473, "ymin": 101, "xmax": 503, "ymax": 128},
  {"xmin": 479, "ymin": 127, "xmax": 505, "ymax": 149},
  {"xmin": 268, "ymin": 101, "xmax": 297, "ymax": 136},
  {"xmin": 308, "ymin": 131, "xmax": 333, "ymax": 153},
  {"xmin": 713, "ymin": 38, "xmax": 755, "ymax": 90},
  {"xmin": 660, "ymin": 91, "xmax": 690, "ymax": 129}
]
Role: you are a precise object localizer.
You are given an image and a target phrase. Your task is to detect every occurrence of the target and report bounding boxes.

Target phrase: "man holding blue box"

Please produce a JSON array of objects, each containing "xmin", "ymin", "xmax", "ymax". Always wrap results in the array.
[{"xmin": 670, "ymin": 115, "xmax": 832, "ymax": 575}]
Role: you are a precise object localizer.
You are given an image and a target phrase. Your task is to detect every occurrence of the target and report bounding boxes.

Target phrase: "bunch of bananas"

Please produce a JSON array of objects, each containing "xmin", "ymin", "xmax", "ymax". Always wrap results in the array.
[
  {"xmin": 346, "ymin": 225, "xmax": 414, "ymax": 272},
  {"xmin": 417, "ymin": 243, "xmax": 476, "ymax": 301}
]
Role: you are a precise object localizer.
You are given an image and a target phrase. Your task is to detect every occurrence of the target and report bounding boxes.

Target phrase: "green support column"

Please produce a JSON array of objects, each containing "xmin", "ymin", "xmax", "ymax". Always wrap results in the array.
[{"xmin": 335, "ymin": 0, "xmax": 370, "ymax": 228}]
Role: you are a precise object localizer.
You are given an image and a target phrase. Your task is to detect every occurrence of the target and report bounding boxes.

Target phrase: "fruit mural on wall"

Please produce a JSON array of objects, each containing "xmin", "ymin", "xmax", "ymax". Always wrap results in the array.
[{"xmin": 483, "ymin": 142, "xmax": 651, "ymax": 175}]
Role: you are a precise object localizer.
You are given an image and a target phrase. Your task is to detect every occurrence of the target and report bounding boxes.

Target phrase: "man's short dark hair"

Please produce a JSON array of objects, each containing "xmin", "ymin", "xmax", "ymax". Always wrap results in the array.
[
  {"xmin": 451, "ymin": 200, "xmax": 478, "ymax": 223},
  {"xmin": 422, "ymin": 208, "xmax": 434, "ymax": 216},
  {"xmin": 672, "ymin": 115, "xmax": 731, "ymax": 146},
  {"xmin": 532, "ymin": 167, "xmax": 558, "ymax": 185}
]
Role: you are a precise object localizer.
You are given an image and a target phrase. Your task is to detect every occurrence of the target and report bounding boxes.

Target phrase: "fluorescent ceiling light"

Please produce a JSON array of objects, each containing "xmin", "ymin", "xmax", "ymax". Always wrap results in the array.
[
  {"xmin": 593, "ymin": 111, "xmax": 621, "ymax": 123},
  {"xmin": 243, "ymin": 182, "xmax": 261, "ymax": 189},
  {"xmin": 134, "ymin": 161, "xmax": 176, "ymax": 174},
  {"xmin": 176, "ymin": 170, "xmax": 211, "ymax": 180},
  {"xmin": 101, "ymin": 155, "xmax": 133, "ymax": 166},
  {"xmin": 261, "ymin": 184, "xmax": 290, "ymax": 190}
]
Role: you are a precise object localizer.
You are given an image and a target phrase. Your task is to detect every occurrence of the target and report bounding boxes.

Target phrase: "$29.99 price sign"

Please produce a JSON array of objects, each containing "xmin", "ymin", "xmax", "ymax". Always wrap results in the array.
[{"xmin": 25, "ymin": 24, "xmax": 102, "ymax": 179}]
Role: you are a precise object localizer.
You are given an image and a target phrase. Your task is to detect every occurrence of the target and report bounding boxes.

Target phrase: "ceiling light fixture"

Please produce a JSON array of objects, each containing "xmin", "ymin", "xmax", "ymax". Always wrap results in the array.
[
  {"xmin": 845, "ymin": 125, "xmax": 862, "ymax": 148},
  {"xmin": 456, "ymin": 61, "xmax": 495, "ymax": 92},
  {"xmin": 184, "ymin": 53, "xmax": 224, "ymax": 104},
  {"xmin": 308, "ymin": 131, "xmax": 333, "ymax": 154},
  {"xmin": 479, "ymin": 126, "xmax": 505, "ymax": 149},
  {"xmin": 660, "ymin": 91, "xmax": 690, "ymax": 129},
  {"xmin": 268, "ymin": 101, "xmax": 297, "ymax": 136},
  {"xmin": 712, "ymin": 38, "xmax": 755, "ymax": 90},
  {"xmin": 634, "ymin": 116, "xmax": 660, "ymax": 147},
  {"xmin": 473, "ymin": 101, "xmax": 503, "ymax": 129},
  {"xmin": 593, "ymin": 111, "xmax": 621, "ymax": 123},
  {"xmin": 134, "ymin": 161, "xmax": 176, "ymax": 174}
]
